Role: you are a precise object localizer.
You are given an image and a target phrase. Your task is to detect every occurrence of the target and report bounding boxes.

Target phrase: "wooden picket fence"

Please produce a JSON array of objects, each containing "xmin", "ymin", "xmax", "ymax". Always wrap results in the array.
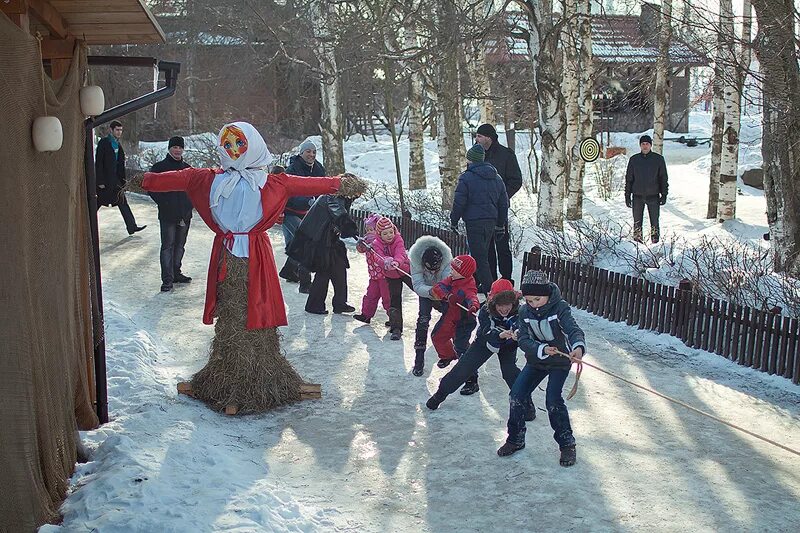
[
  {"xmin": 350, "ymin": 208, "xmax": 469, "ymax": 256},
  {"xmin": 522, "ymin": 246, "xmax": 800, "ymax": 384}
]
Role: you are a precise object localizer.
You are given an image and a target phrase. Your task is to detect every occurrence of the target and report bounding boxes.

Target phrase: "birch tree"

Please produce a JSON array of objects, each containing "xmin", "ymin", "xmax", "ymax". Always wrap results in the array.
[
  {"xmin": 652, "ymin": 0, "xmax": 673, "ymax": 155},
  {"xmin": 563, "ymin": 0, "xmax": 581, "ymax": 220},
  {"xmin": 707, "ymin": 47, "xmax": 724, "ymax": 219},
  {"xmin": 406, "ymin": 19, "xmax": 427, "ymax": 190}
]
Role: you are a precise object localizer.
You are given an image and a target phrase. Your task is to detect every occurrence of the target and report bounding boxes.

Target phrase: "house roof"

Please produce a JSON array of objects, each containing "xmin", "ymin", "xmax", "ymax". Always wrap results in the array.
[{"xmin": 26, "ymin": 0, "xmax": 165, "ymax": 45}]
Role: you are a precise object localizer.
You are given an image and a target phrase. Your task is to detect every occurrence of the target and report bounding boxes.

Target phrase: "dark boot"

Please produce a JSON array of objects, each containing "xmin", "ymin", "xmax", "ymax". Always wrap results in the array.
[
  {"xmin": 426, "ymin": 392, "xmax": 446, "ymax": 410},
  {"xmin": 497, "ymin": 441, "xmax": 525, "ymax": 457},
  {"xmin": 436, "ymin": 358, "xmax": 454, "ymax": 369},
  {"xmin": 333, "ymin": 304, "xmax": 356, "ymax": 314},
  {"xmin": 412, "ymin": 350, "xmax": 425, "ymax": 376},
  {"xmin": 353, "ymin": 314, "xmax": 371, "ymax": 324},
  {"xmin": 173, "ymin": 273, "xmax": 192, "ymax": 283},
  {"xmin": 388, "ymin": 307, "xmax": 403, "ymax": 340},
  {"xmin": 459, "ymin": 376, "xmax": 480, "ymax": 396},
  {"xmin": 559, "ymin": 445, "xmax": 577, "ymax": 467}
]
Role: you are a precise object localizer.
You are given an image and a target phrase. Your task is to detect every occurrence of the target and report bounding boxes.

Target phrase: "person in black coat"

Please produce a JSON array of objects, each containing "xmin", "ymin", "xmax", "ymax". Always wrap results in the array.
[
  {"xmin": 95, "ymin": 120, "xmax": 146, "ymax": 235},
  {"xmin": 476, "ymin": 123, "xmax": 522, "ymax": 283},
  {"xmin": 287, "ymin": 192, "xmax": 360, "ymax": 315},
  {"xmin": 625, "ymin": 134, "xmax": 669, "ymax": 244},
  {"xmin": 279, "ymin": 140, "xmax": 327, "ymax": 290},
  {"xmin": 450, "ymin": 143, "xmax": 509, "ymax": 295},
  {"xmin": 148, "ymin": 136, "xmax": 193, "ymax": 292}
]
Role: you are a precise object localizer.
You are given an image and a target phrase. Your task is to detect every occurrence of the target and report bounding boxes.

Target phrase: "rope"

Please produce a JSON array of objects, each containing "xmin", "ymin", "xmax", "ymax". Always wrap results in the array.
[
  {"xmin": 35, "ymin": 32, "xmax": 47, "ymax": 115},
  {"xmin": 556, "ymin": 351, "xmax": 800, "ymax": 457}
]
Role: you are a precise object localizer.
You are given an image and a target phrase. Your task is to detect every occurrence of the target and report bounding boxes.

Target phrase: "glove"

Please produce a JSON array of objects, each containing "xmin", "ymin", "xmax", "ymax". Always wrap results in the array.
[
  {"xmin": 659, "ymin": 195, "xmax": 667, "ymax": 206},
  {"xmin": 383, "ymin": 257, "xmax": 395, "ymax": 269},
  {"xmin": 494, "ymin": 226, "xmax": 506, "ymax": 240},
  {"xmin": 625, "ymin": 195, "xmax": 632, "ymax": 208}
]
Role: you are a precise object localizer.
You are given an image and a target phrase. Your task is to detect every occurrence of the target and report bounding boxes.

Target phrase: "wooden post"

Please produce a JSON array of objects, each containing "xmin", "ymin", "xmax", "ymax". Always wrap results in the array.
[{"xmin": 676, "ymin": 278, "xmax": 693, "ymax": 344}]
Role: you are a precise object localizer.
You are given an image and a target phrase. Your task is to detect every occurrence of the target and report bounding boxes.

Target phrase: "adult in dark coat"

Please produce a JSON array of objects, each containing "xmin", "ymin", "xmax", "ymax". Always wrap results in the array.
[
  {"xmin": 287, "ymin": 193, "xmax": 359, "ymax": 315},
  {"xmin": 148, "ymin": 136, "xmax": 194, "ymax": 292},
  {"xmin": 95, "ymin": 120, "xmax": 146, "ymax": 235},
  {"xmin": 279, "ymin": 139, "xmax": 327, "ymax": 291},
  {"xmin": 476, "ymin": 123, "xmax": 522, "ymax": 283},
  {"xmin": 450, "ymin": 144, "xmax": 509, "ymax": 295},
  {"xmin": 624, "ymin": 134, "xmax": 669, "ymax": 243}
]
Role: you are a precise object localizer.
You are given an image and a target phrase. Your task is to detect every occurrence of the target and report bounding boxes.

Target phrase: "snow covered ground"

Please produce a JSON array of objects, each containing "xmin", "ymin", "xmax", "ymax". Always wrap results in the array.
[{"xmin": 49, "ymin": 188, "xmax": 800, "ymax": 532}]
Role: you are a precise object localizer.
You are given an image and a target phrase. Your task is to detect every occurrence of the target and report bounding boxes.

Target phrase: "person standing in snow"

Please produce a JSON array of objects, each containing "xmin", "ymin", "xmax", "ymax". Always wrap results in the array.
[
  {"xmin": 279, "ymin": 139, "xmax": 326, "ymax": 292},
  {"xmin": 148, "ymin": 136, "xmax": 193, "ymax": 292},
  {"xmin": 625, "ymin": 134, "xmax": 669, "ymax": 244},
  {"xmin": 429, "ymin": 255, "xmax": 480, "ymax": 369},
  {"xmin": 475, "ymin": 123, "xmax": 523, "ymax": 283},
  {"xmin": 497, "ymin": 270, "xmax": 585, "ymax": 467},
  {"xmin": 450, "ymin": 144, "xmax": 509, "ymax": 296},
  {"xmin": 426, "ymin": 278, "xmax": 536, "ymax": 410},
  {"xmin": 95, "ymin": 120, "xmax": 146, "ymax": 235},
  {"xmin": 353, "ymin": 214, "xmax": 391, "ymax": 325}
]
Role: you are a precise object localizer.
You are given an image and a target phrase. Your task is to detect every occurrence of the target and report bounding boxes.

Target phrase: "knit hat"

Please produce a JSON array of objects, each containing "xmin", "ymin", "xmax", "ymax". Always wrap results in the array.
[
  {"xmin": 168, "ymin": 136, "xmax": 184, "ymax": 148},
  {"xmin": 476, "ymin": 123, "xmax": 498, "ymax": 141},
  {"xmin": 375, "ymin": 216, "xmax": 395, "ymax": 233},
  {"xmin": 521, "ymin": 270, "xmax": 551, "ymax": 296},
  {"xmin": 298, "ymin": 139, "xmax": 317, "ymax": 153},
  {"xmin": 364, "ymin": 213, "xmax": 381, "ymax": 231},
  {"xmin": 422, "ymin": 247, "xmax": 443, "ymax": 271},
  {"xmin": 450, "ymin": 255, "xmax": 477, "ymax": 278},
  {"xmin": 466, "ymin": 144, "xmax": 485, "ymax": 163},
  {"xmin": 489, "ymin": 278, "xmax": 520, "ymax": 306},
  {"xmin": 639, "ymin": 134, "xmax": 653, "ymax": 145}
]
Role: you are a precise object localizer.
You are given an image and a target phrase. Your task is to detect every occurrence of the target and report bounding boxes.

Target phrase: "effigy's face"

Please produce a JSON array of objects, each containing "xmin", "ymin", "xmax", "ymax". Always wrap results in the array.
[{"xmin": 220, "ymin": 125, "xmax": 248, "ymax": 160}]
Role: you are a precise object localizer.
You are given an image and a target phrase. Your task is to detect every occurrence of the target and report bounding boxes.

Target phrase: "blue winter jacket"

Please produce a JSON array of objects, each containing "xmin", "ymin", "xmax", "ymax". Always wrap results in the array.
[
  {"xmin": 475, "ymin": 300, "xmax": 519, "ymax": 354},
  {"xmin": 284, "ymin": 155, "xmax": 327, "ymax": 216},
  {"xmin": 517, "ymin": 284, "xmax": 586, "ymax": 369},
  {"xmin": 450, "ymin": 161, "xmax": 509, "ymax": 226}
]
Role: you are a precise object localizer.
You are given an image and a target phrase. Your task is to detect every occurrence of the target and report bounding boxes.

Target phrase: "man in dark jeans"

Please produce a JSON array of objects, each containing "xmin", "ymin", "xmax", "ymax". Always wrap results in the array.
[
  {"xmin": 450, "ymin": 143, "xmax": 509, "ymax": 295},
  {"xmin": 148, "ymin": 136, "xmax": 193, "ymax": 292},
  {"xmin": 475, "ymin": 123, "xmax": 522, "ymax": 283},
  {"xmin": 95, "ymin": 120, "xmax": 146, "ymax": 235},
  {"xmin": 625, "ymin": 134, "xmax": 669, "ymax": 244}
]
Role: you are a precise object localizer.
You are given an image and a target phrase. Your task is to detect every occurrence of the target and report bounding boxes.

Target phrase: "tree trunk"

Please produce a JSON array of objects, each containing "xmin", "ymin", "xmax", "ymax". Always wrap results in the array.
[
  {"xmin": 564, "ymin": 0, "xmax": 582, "ymax": 220},
  {"xmin": 751, "ymin": 0, "xmax": 800, "ymax": 277},
  {"xmin": 528, "ymin": 0, "xmax": 567, "ymax": 229},
  {"xmin": 652, "ymin": 0, "xmax": 673, "ymax": 155},
  {"xmin": 407, "ymin": 26, "xmax": 427, "ymax": 190},
  {"xmin": 311, "ymin": 0, "xmax": 346, "ymax": 174},
  {"xmin": 436, "ymin": 0, "xmax": 464, "ymax": 210},
  {"xmin": 707, "ymin": 57, "xmax": 724, "ymax": 219}
]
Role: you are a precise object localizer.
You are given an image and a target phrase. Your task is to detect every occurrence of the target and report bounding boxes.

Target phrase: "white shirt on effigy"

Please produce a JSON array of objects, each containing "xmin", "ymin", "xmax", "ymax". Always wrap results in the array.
[{"xmin": 209, "ymin": 172, "xmax": 268, "ymax": 258}]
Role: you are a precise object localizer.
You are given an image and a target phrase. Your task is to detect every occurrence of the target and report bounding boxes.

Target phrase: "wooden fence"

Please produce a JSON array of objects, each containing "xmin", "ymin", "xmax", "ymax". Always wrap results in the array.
[
  {"xmin": 522, "ymin": 246, "xmax": 800, "ymax": 384},
  {"xmin": 350, "ymin": 209, "xmax": 469, "ymax": 256}
]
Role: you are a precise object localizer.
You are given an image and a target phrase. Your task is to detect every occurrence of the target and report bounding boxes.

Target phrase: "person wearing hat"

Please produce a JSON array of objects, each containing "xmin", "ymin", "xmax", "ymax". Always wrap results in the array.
[
  {"xmin": 426, "ymin": 279, "xmax": 536, "ymax": 415},
  {"xmin": 450, "ymin": 144, "xmax": 510, "ymax": 295},
  {"xmin": 625, "ymin": 134, "xmax": 669, "ymax": 244},
  {"xmin": 475, "ymin": 123, "xmax": 523, "ymax": 283},
  {"xmin": 429, "ymin": 255, "xmax": 480, "ymax": 368},
  {"xmin": 279, "ymin": 139, "xmax": 327, "ymax": 291},
  {"xmin": 148, "ymin": 135, "xmax": 193, "ymax": 292},
  {"xmin": 497, "ymin": 270, "xmax": 585, "ymax": 467}
]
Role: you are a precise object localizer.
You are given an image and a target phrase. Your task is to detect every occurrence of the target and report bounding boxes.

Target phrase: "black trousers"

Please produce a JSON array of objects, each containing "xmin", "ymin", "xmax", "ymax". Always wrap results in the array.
[
  {"xmin": 437, "ymin": 345, "xmax": 522, "ymax": 396},
  {"xmin": 465, "ymin": 219, "xmax": 495, "ymax": 294},
  {"xmin": 306, "ymin": 247, "xmax": 348, "ymax": 312},
  {"xmin": 159, "ymin": 218, "xmax": 190, "ymax": 285},
  {"xmin": 387, "ymin": 275, "xmax": 413, "ymax": 309},
  {"xmin": 632, "ymin": 194, "xmax": 660, "ymax": 242},
  {"xmin": 487, "ymin": 222, "xmax": 513, "ymax": 282}
]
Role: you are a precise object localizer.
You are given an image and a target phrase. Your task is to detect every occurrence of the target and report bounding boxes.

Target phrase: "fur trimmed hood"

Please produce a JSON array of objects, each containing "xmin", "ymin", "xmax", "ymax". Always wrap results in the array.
[{"xmin": 408, "ymin": 235, "xmax": 453, "ymax": 273}]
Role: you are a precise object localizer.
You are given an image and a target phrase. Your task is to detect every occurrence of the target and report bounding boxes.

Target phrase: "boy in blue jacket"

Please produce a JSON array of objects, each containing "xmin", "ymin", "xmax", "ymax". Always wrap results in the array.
[
  {"xmin": 497, "ymin": 270, "xmax": 586, "ymax": 467},
  {"xmin": 426, "ymin": 278, "xmax": 535, "ymax": 419}
]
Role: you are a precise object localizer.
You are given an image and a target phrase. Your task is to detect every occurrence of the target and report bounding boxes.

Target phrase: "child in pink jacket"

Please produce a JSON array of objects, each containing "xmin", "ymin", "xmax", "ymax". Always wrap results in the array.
[
  {"xmin": 354, "ymin": 214, "xmax": 391, "ymax": 324},
  {"xmin": 373, "ymin": 217, "xmax": 412, "ymax": 340}
]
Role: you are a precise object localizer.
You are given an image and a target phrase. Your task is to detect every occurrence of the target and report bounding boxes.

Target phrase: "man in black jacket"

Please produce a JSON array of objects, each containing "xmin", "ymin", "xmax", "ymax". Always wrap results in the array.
[
  {"xmin": 279, "ymin": 139, "xmax": 326, "ymax": 292},
  {"xmin": 148, "ymin": 136, "xmax": 193, "ymax": 292},
  {"xmin": 475, "ymin": 124, "xmax": 522, "ymax": 283},
  {"xmin": 95, "ymin": 120, "xmax": 146, "ymax": 235},
  {"xmin": 625, "ymin": 135, "xmax": 669, "ymax": 244}
]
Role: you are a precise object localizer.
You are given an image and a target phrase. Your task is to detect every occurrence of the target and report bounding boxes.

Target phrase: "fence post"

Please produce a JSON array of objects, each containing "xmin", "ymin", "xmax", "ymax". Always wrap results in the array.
[
  {"xmin": 530, "ymin": 246, "xmax": 542, "ymax": 270},
  {"xmin": 676, "ymin": 278, "xmax": 693, "ymax": 343}
]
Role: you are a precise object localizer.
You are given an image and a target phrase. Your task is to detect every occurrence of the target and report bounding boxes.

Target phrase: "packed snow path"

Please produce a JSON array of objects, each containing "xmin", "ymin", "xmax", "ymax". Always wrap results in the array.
[{"xmin": 54, "ymin": 195, "xmax": 799, "ymax": 532}]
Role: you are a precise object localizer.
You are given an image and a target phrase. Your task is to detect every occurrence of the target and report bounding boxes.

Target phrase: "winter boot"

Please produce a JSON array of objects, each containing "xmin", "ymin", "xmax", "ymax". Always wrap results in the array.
[
  {"xmin": 459, "ymin": 376, "xmax": 480, "ymax": 396},
  {"xmin": 436, "ymin": 357, "xmax": 454, "ymax": 369},
  {"xmin": 353, "ymin": 314, "xmax": 371, "ymax": 324},
  {"xmin": 559, "ymin": 445, "xmax": 577, "ymax": 467},
  {"xmin": 523, "ymin": 400, "xmax": 537, "ymax": 422},
  {"xmin": 333, "ymin": 304, "xmax": 356, "ymax": 314},
  {"xmin": 412, "ymin": 350, "xmax": 425, "ymax": 377},
  {"xmin": 426, "ymin": 392, "xmax": 446, "ymax": 410},
  {"xmin": 388, "ymin": 307, "xmax": 403, "ymax": 341},
  {"xmin": 497, "ymin": 441, "xmax": 525, "ymax": 457}
]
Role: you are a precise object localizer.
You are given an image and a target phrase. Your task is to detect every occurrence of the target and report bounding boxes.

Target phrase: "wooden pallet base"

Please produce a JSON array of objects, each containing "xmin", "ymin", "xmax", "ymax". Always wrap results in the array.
[{"xmin": 175, "ymin": 382, "xmax": 322, "ymax": 413}]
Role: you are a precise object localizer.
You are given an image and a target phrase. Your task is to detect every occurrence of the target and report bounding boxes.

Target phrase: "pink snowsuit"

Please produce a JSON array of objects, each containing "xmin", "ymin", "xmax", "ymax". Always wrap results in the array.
[{"xmin": 356, "ymin": 218, "xmax": 390, "ymax": 318}]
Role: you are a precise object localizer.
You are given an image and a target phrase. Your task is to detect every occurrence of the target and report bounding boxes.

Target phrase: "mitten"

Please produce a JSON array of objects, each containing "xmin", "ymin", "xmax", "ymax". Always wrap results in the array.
[{"xmin": 659, "ymin": 195, "xmax": 667, "ymax": 206}]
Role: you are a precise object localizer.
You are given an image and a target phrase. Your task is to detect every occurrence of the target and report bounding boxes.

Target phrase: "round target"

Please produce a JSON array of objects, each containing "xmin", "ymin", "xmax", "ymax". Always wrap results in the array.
[{"xmin": 578, "ymin": 137, "xmax": 601, "ymax": 162}]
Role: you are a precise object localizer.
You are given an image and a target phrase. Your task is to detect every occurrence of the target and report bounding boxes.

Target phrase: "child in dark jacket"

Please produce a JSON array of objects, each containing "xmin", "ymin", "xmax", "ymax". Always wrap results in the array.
[
  {"xmin": 426, "ymin": 279, "xmax": 534, "ymax": 418},
  {"xmin": 497, "ymin": 270, "xmax": 586, "ymax": 467},
  {"xmin": 429, "ymin": 255, "xmax": 480, "ymax": 368}
]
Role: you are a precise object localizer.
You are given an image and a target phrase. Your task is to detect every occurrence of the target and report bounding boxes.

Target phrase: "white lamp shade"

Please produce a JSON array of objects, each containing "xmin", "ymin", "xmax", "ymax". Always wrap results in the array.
[
  {"xmin": 80, "ymin": 85, "xmax": 105, "ymax": 116},
  {"xmin": 32, "ymin": 116, "xmax": 63, "ymax": 152}
]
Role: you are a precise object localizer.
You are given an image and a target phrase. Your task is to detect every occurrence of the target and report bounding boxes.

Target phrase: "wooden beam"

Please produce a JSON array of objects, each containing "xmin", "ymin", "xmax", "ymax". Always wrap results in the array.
[
  {"xmin": 27, "ymin": 0, "xmax": 68, "ymax": 38},
  {"xmin": 1, "ymin": 0, "xmax": 29, "ymax": 33},
  {"xmin": 41, "ymin": 37, "xmax": 74, "ymax": 59}
]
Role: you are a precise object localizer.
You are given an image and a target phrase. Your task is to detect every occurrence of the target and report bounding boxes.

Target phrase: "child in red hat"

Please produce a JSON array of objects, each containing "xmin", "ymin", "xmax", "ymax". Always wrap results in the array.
[
  {"xmin": 426, "ymin": 279, "xmax": 534, "ymax": 420},
  {"xmin": 429, "ymin": 255, "xmax": 480, "ymax": 368}
]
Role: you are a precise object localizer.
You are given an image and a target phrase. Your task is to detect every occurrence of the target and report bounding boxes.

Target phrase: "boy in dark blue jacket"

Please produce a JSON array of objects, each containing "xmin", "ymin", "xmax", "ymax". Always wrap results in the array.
[
  {"xmin": 426, "ymin": 279, "xmax": 535, "ymax": 419},
  {"xmin": 497, "ymin": 270, "xmax": 586, "ymax": 467}
]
